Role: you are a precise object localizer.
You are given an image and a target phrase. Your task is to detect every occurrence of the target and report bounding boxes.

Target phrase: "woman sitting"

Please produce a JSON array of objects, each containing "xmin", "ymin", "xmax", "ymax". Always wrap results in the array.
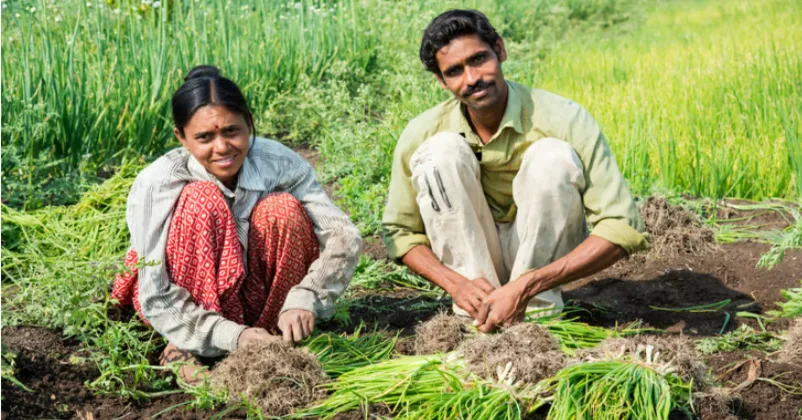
[{"xmin": 111, "ymin": 65, "xmax": 362, "ymax": 381}]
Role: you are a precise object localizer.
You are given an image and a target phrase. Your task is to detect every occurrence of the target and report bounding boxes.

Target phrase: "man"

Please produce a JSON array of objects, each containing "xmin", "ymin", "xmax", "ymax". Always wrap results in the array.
[{"xmin": 382, "ymin": 10, "xmax": 650, "ymax": 333}]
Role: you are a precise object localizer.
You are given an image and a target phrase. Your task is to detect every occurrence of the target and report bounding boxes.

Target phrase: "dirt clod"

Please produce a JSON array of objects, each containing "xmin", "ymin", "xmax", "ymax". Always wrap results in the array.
[
  {"xmin": 639, "ymin": 197, "xmax": 716, "ymax": 259},
  {"xmin": 211, "ymin": 340, "xmax": 328, "ymax": 417},
  {"xmin": 694, "ymin": 387, "xmax": 738, "ymax": 419},
  {"xmin": 458, "ymin": 323, "xmax": 565, "ymax": 385},
  {"xmin": 413, "ymin": 312, "xmax": 470, "ymax": 355},
  {"xmin": 778, "ymin": 317, "xmax": 802, "ymax": 364}
]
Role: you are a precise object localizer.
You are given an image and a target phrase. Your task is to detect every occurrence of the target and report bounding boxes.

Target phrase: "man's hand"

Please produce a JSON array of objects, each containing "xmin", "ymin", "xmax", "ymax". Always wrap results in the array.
[
  {"xmin": 475, "ymin": 281, "xmax": 528, "ymax": 333},
  {"xmin": 277, "ymin": 309, "xmax": 315, "ymax": 343},
  {"xmin": 449, "ymin": 277, "xmax": 496, "ymax": 319},
  {"xmin": 237, "ymin": 327, "xmax": 280, "ymax": 348}
]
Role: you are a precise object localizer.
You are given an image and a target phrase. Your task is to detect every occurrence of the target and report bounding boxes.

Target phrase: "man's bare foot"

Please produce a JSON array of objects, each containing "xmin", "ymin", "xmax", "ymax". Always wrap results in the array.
[{"xmin": 159, "ymin": 342, "xmax": 206, "ymax": 385}]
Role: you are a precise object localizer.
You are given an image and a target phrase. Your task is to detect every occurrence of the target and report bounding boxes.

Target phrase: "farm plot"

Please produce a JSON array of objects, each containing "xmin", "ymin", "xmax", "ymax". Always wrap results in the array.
[
  {"xmin": 3, "ymin": 154, "xmax": 801, "ymax": 419},
  {"xmin": 2, "ymin": 0, "xmax": 802, "ymax": 418}
]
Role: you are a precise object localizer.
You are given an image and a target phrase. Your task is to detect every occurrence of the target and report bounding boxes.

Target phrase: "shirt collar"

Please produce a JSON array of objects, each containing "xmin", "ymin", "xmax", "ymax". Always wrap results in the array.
[
  {"xmin": 498, "ymin": 81, "xmax": 524, "ymax": 135},
  {"xmin": 447, "ymin": 81, "xmax": 524, "ymax": 140},
  {"xmin": 237, "ymin": 144, "xmax": 264, "ymax": 191}
]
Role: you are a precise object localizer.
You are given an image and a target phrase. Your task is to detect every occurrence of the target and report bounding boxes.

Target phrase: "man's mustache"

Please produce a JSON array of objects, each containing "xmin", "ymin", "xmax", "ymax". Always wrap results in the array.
[{"xmin": 462, "ymin": 80, "xmax": 495, "ymax": 98}]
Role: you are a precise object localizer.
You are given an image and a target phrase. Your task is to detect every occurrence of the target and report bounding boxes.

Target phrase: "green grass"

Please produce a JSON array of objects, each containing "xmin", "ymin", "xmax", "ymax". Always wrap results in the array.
[
  {"xmin": 530, "ymin": 0, "xmax": 802, "ymax": 200},
  {"xmin": 1, "ymin": 0, "xmax": 375, "ymax": 165}
]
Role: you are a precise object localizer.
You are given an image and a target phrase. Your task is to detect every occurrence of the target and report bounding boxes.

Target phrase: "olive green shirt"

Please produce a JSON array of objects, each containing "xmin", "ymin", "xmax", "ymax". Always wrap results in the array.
[{"xmin": 382, "ymin": 81, "xmax": 650, "ymax": 260}]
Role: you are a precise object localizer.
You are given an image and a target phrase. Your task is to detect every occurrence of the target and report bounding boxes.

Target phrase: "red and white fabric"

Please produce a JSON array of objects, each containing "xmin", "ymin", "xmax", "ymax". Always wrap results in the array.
[{"xmin": 112, "ymin": 181, "xmax": 319, "ymax": 333}]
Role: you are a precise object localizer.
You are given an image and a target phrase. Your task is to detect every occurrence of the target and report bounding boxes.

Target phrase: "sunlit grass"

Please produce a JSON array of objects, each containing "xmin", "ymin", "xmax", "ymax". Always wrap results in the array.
[
  {"xmin": 526, "ymin": 0, "xmax": 802, "ymax": 199},
  {"xmin": 1, "ymin": 0, "xmax": 376, "ymax": 169}
]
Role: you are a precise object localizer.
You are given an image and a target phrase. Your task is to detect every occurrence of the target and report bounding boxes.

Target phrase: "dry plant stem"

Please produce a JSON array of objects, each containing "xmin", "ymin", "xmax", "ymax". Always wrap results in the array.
[
  {"xmin": 637, "ymin": 197, "xmax": 717, "ymax": 261},
  {"xmin": 211, "ymin": 340, "xmax": 328, "ymax": 417},
  {"xmin": 413, "ymin": 312, "xmax": 471, "ymax": 355},
  {"xmin": 459, "ymin": 323, "xmax": 565, "ymax": 386},
  {"xmin": 779, "ymin": 317, "xmax": 802, "ymax": 364}
]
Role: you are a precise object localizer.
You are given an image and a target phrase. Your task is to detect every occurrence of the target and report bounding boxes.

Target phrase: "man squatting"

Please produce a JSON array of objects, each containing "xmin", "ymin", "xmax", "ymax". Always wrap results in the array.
[{"xmin": 382, "ymin": 10, "xmax": 650, "ymax": 333}]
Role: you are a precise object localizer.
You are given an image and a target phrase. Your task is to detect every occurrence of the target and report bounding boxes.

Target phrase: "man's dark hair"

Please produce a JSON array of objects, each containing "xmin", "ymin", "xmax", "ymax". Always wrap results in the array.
[{"xmin": 419, "ymin": 10, "xmax": 500, "ymax": 74}]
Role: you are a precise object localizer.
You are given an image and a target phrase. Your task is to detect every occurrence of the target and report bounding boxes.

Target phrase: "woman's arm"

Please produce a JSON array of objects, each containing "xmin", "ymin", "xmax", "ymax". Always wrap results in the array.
[{"xmin": 276, "ymin": 146, "xmax": 363, "ymax": 320}]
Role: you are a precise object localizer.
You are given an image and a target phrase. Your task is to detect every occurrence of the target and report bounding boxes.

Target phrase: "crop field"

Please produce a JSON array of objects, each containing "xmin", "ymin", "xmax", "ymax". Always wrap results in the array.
[{"xmin": 2, "ymin": 0, "xmax": 801, "ymax": 418}]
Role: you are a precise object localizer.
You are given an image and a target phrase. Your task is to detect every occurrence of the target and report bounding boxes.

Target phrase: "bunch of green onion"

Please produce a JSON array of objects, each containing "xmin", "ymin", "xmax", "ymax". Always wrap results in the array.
[
  {"xmin": 527, "ymin": 308, "xmax": 650, "ymax": 353},
  {"xmin": 546, "ymin": 360, "xmax": 692, "ymax": 419},
  {"xmin": 398, "ymin": 382, "xmax": 534, "ymax": 420},
  {"xmin": 303, "ymin": 327, "xmax": 397, "ymax": 378},
  {"xmin": 293, "ymin": 355, "xmax": 457, "ymax": 418}
]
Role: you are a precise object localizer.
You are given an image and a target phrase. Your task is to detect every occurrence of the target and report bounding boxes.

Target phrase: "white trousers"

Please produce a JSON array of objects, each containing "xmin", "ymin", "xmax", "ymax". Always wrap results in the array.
[{"xmin": 409, "ymin": 132, "xmax": 588, "ymax": 317}]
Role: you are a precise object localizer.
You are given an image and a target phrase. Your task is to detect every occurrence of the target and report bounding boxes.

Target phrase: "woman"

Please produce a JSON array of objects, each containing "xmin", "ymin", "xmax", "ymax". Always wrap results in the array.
[{"xmin": 111, "ymin": 65, "xmax": 362, "ymax": 381}]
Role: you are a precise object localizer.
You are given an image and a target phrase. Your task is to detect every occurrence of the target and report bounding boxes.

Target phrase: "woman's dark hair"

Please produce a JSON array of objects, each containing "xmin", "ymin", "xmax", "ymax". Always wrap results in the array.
[
  {"xmin": 419, "ymin": 10, "xmax": 500, "ymax": 75},
  {"xmin": 171, "ymin": 65, "xmax": 254, "ymax": 136}
]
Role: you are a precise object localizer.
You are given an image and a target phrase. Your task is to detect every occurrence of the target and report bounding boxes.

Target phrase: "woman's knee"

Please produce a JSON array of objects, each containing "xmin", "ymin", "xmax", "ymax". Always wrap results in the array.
[
  {"xmin": 177, "ymin": 181, "xmax": 227, "ymax": 210},
  {"xmin": 252, "ymin": 192, "xmax": 310, "ymax": 224}
]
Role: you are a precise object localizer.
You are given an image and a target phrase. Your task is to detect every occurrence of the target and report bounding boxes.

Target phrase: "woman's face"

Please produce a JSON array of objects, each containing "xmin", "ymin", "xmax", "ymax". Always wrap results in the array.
[{"xmin": 175, "ymin": 105, "xmax": 251, "ymax": 187}]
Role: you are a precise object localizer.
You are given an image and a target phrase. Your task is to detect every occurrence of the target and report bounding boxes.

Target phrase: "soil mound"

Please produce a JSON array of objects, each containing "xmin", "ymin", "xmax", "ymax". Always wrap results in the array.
[
  {"xmin": 779, "ymin": 317, "xmax": 802, "ymax": 364},
  {"xmin": 639, "ymin": 197, "xmax": 716, "ymax": 258},
  {"xmin": 413, "ymin": 312, "xmax": 470, "ymax": 355},
  {"xmin": 458, "ymin": 323, "xmax": 565, "ymax": 385},
  {"xmin": 211, "ymin": 340, "xmax": 328, "ymax": 416}
]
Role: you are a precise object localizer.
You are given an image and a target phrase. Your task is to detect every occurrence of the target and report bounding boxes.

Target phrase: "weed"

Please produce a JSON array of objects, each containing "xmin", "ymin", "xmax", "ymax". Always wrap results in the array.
[
  {"xmin": 696, "ymin": 324, "xmax": 783, "ymax": 355},
  {"xmin": 768, "ymin": 280, "xmax": 802, "ymax": 319}
]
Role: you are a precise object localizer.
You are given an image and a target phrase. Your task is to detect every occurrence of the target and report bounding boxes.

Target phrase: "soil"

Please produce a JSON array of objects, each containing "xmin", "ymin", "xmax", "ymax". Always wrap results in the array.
[
  {"xmin": 704, "ymin": 351, "xmax": 802, "ymax": 419},
  {"xmin": 3, "ymin": 166, "xmax": 801, "ymax": 419},
  {"xmin": 1, "ymin": 326, "xmax": 218, "ymax": 420},
  {"xmin": 565, "ymin": 242, "xmax": 801, "ymax": 336}
]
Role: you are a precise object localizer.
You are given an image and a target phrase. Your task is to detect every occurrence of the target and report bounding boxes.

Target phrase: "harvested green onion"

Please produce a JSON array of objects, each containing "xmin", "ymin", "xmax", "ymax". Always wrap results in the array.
[
  {"xmin": 304, "ymin": 327, "xmax": 397, "ymax": 378},
  {"xmin": 293, "ymin": 355, "xmax": 457, "ymax": 419},
  {"xmin": 546, "ymin": 361, "xmax": 692, "ymax": 420}
]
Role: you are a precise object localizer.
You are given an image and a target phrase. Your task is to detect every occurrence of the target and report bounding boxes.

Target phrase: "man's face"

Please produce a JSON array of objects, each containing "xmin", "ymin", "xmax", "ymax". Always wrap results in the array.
[{"xmin": 435, "ymin": 34, "xmax": 507, "ymax": 112}]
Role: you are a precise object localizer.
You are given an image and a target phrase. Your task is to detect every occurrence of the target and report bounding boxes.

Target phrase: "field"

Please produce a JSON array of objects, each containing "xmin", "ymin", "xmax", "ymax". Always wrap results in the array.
[{"xmin": 2, "ymin": 0, "xmax": 802, "ymax": 418}]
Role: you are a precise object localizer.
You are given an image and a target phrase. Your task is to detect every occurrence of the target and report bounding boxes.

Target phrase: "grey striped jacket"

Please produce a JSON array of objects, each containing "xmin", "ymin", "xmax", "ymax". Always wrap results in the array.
[{"xmin": 126, "ymin": 137, "xmax": 362, "ymax": 356}]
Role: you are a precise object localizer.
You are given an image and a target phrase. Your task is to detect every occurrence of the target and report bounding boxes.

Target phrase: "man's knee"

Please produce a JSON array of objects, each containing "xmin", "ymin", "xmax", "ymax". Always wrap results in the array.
[
  {"xmin": 519, "ymin": 138, "xmax": 585, "ymax": 190},
  {"xmin": 410, "ymin": 132, "xmax": 476, "ymax": 174}
]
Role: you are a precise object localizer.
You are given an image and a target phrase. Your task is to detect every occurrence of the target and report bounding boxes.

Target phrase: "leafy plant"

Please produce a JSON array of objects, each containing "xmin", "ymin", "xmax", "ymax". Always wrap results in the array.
[
  {"xmin": 768, "ymin": 280, "xmax": 802, "ymax": 319},
  {"xmin": 696, "ymin": 324, "xmax": 783, "ymax": 355},
  {"xmin": 349, "ymin": 255, "xmax": 437, "ymax": 295},
  {"xmin": 757, "ymin": 209, "xmax": 802, "ymax": 269}
]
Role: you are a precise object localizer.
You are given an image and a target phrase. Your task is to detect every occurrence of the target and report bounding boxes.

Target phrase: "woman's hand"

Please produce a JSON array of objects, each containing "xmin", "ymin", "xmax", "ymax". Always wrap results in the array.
[
  {"xmin": 237, "ymin": 327, "xmax": 280, "ymax": 348},
  {"xmin": 277, "ymin": 309, "xmax": 315, "ymax": 343}
]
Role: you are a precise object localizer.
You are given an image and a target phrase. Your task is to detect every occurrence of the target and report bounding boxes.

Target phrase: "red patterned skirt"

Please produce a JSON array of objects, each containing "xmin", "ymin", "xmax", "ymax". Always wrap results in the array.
[{"xmin": 111, "ymin": 181, "xmax": 319, "ymax": 332}]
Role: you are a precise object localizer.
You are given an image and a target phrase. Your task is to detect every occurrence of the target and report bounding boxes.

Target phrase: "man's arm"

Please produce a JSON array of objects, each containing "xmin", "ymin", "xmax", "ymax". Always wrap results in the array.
[
  {"xmin": 402, "ymin": 245, "xmax": 495, "ymax": 319},
  {"xmin": 470, "ymin": 97, "xmax": 649, "ymax": 332},
  {"xmin": 475, "ymin": 235, "xmax": 626, "ymax": 332}
]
